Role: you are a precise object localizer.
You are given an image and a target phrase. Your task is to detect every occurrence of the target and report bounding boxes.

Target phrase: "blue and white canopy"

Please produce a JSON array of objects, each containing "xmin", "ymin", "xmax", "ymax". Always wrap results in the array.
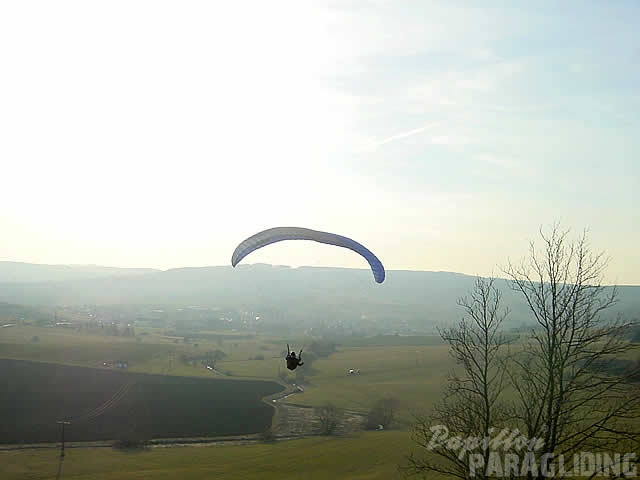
[{"xmin": 231, "ymin": 227, "xmax": 385, "ymax": 284}]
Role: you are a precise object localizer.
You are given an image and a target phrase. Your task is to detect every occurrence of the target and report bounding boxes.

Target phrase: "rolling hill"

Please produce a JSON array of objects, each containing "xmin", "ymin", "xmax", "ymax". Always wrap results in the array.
[{"xmin": 0, "ymin": 262, "xmax": 637, "ymax": 332}]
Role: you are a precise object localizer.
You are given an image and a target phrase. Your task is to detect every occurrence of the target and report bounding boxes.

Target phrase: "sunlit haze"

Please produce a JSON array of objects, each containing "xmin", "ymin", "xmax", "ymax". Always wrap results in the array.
[{"xmin": 1, "ymin": 1, "xmax": 638, "ymax": 284}]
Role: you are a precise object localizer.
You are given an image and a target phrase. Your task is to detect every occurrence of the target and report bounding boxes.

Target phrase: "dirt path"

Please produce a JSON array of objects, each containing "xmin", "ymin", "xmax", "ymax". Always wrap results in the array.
[{"xmin": 265, "ymin": 384, "xmax": 367, "ymax": 436}]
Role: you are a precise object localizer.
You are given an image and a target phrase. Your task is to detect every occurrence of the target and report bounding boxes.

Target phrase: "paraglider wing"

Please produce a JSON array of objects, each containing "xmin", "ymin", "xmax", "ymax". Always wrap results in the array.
[{"xmin": 231, "ymin": 227, "xmax": 385, "ymax": 283}]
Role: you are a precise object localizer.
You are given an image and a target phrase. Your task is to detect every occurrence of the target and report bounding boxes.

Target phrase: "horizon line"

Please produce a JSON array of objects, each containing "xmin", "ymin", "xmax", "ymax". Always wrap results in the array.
[{"xmin": 0, "ymin": 260, "xmax": 636, "ymax": 286}]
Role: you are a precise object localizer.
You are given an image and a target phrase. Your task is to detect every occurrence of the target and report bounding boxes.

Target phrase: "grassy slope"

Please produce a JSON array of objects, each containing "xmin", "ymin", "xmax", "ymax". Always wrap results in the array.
[
  {"xmin": 0, "ymin": 325, "xmax": 480, "ymax": 426},
  {"xmin": 0, "ymin": 326, "xmax": 452, "ymax": 478},
  {"xmin": 4, "ymin": 325, "xmax": 635, "ymax": 478},
  {"xmin": 1, "ymin": 431, "xmax": 418, "ymax": 480},
  {"xmin": 0, "ymin": 326, "xmax": 286, "ymax": 379},
  {"xmin": 287, "ymin": 344, "xmax": 452, "ymax": 424}
]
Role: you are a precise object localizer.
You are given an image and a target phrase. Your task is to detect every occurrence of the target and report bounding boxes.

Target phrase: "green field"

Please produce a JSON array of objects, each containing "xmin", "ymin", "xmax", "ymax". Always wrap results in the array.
[
  {"xmin": 0, "ymin": 324, "xmax": 457, "ymax": 478},
  {"xmin": 0, "ymin": 325, "xmax": 455, "ymax": 425},
  {"xmin": 0, "ymin": 325, "xmax": 281, "ymax": 379},
  {"xmin": 3, "ymin": 323, "xmax": 635, "ymax": 479},
  {"xmin": 284, "ymin": 344, "xmax": 452, "ymax": 423},
  {"xmin": 2, "ymin": 430, "xmax": 420, "ymax": 480}
]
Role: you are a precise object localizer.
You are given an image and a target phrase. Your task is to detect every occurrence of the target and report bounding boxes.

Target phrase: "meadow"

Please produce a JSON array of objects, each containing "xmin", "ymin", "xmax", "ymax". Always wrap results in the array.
[
  {"xmin": 0, "ymin": 324, "xmax": 453, "ymax": 478},
  {"xmin": 3, "ymin": 323, "xmax": 636, "ymax": 479},
  {"xmin": 1, "ymin": 430, "xmax": 420, "ymax": 480},
  {"xmin": 0, "ymin": 325, "xmax": 453, "ymax": 424}
]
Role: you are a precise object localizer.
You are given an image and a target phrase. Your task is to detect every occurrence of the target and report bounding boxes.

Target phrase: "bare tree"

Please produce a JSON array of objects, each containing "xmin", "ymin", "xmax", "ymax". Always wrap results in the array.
[
  {"xmin": 259, "ymin": 425, "xmax": 277, "ymax": 443},
  {"xmin": 405, "ymin": 225, "xmax": 639, "ymax": 480},
  {"xmin": 367, "ymin": 397, "xmax": 400, "ymax": 430},
  {"xmin": 503, "ymin": 224, "xmax": 639, "ymax": 479},
  {"xmin": 317, "ymin": 402, "xmax": 343, "ymax": 435},
  {"xmin": 405, "ymin": 276, "xmax": 510, "ymax": 480}
]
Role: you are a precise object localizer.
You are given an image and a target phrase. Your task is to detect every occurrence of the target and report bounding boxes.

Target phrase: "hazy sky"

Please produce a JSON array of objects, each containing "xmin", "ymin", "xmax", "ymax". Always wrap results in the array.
[{"xmin": 1, "ymin": 1, "xmax": 638, "ymax": 284}]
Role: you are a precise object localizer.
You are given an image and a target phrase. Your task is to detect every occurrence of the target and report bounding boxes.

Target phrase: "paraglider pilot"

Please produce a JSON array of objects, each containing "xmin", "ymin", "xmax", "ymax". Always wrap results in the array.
[{"xmin": 286, "ymin": 344, "xmax": 304, "ymax": 371}]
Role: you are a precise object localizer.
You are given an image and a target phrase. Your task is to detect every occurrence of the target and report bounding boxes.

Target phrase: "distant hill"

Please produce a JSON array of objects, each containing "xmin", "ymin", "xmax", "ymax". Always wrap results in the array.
[
  {"xmin": 0, "ymin": 262, "xmax": 637, "ymax": 331},
  {"xmin": 0, "ymin": 261, "xmax": 159, "ymax": 283}
]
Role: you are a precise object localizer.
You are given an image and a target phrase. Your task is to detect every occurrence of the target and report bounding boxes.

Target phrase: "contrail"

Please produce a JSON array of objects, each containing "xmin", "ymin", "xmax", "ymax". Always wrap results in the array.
[{"xmin": 354, "ymin": 122, "xmax": 439, "ymax": 152}]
